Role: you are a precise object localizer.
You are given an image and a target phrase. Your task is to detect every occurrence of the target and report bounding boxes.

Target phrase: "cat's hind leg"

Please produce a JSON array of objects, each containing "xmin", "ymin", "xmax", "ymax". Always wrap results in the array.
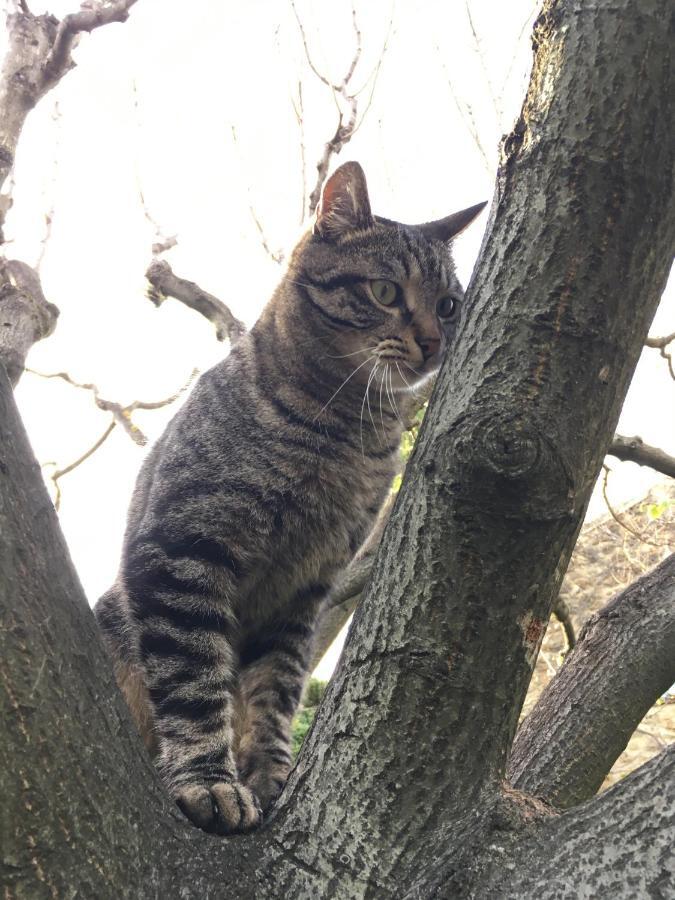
[
  {"xmin": 123, "ymin": 544, "xmax": 262, "ymax": 835},
  {"xmin": 95, "ymin": 586, "xmax": 158, "ymax": 754}
]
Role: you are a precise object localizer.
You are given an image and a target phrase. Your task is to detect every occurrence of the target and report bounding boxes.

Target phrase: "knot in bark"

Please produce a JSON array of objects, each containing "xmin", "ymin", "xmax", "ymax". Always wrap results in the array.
[
  {"xmin": 445, "ymin": 413, "xmax": 576, "ymax": 522},
  {"xmin": 478, "ymin": 421, "xmax": 540, "ymax": 479}
]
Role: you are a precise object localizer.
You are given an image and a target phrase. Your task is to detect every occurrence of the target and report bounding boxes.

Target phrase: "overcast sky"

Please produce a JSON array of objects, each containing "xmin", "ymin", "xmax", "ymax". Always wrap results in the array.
[{"xmin": 3, "ymin": 0, "xmax": 673, "ymax": 677}]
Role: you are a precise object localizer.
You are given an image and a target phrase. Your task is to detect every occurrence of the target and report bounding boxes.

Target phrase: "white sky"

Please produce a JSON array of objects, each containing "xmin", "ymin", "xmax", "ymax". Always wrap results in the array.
[{"xmin": 3, "ymin": 0, "xmax": 673, "ymax": 678}]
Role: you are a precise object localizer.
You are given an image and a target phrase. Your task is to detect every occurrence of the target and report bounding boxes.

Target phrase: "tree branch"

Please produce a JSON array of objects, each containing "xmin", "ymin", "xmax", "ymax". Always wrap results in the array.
[
  {"xmin": 46, "ymin": 418, "xmax": 116, "ymax": 509},
  {"xmin": 27, "ymin": 366, "xmax": 196, "ymax": 446},
  {"xmin": 645, "ymin": 329, "xmax": 675, "ymax": 380},
  {"xmin": 291, "ymin": 1, "xmax": 368, "ymax": 216},
  {"xmin": 0, "ymin": 1, "xmax": 139, "ymax": 210},
  {"xmin": 0, "ymin": 259, "xmax": 58, "ymax": 385},
  {"xmin": 42, "ymin": 0, "xmax": 138, "ymax": 89},
  {"xmin": 0, "ymin": 364, "xmax": 267, "ymax": 897},
  {"xmin": 508, "ymin": 553, "xmax": 675, "ymax": 808},
  {"xmin": 145, "ymin": 259, "xmax": 246, "ymax": 343},
  {"xmin": 609, "ymin": 434, "xmax": 675, "ymax": 479},
  {"xmin": 479, "ymin": 745, "xmax": 675, "ymax": 897}
]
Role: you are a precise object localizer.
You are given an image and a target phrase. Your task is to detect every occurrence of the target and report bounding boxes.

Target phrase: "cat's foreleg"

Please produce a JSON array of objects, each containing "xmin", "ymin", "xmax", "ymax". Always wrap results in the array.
[
  {"xmin": 236, "ymin": 619, "xmax": 315, "ymax": 812},
  {"xmin": 124, "ymin": 556, "xmax": 262, "ymax": 834}
]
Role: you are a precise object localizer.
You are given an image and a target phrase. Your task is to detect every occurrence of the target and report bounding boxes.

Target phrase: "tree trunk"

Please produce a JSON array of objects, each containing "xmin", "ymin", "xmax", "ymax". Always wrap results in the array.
[{"xmin": 1, "ymin": 0, "xmax": 674, "ymax": 897}]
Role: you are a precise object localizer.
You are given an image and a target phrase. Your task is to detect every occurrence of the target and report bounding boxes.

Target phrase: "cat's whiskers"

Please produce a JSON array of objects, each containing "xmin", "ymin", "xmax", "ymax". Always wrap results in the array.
[
  {"xmin": 362, "ymin": 362, "xmax": 383, "ymax": 450},
  {"xmin": 313, "ymin": 354, "xmax": 376, "ymax": 422},
  {"xmin": 402, "ymin": 360, "xmax": 424, "ymax": 379},
  {"xmin": 387, "ymin": 367, "xmax": 404, "ymax": 426},
  {"xmin": 378, "ymin": 365, "xmax": 387, "ymax": 437},
  {"xmin": 324, "ymin": 346, "xmax": 375, "ymax": 361},
  {"xmin": 395, "ymin": 361, "xmax": 414, "ymax": 392}
]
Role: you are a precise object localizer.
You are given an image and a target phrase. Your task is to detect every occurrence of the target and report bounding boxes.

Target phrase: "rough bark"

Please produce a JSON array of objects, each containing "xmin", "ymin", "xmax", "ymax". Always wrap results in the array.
[
  {"xmin": 475, "ymin": 745, "xmax": 675, "ymax": 899},
  {"xmin": 0, "ymin": 365, "xmax": 266, "ymax": 898},
  {"xmin": 0, "ymin": 259, "xmax": 58, "ymax": 385},
  {"xmin": 508, "ymin": 552, "xmax": 675, "ymax": 808},
  {"xmin": 267, "ymin": 0, "xmax": 675, "ymax": 891},
  {"xmin": 1, "ymin": 0, "xmax": 674, "ymax": 898}
]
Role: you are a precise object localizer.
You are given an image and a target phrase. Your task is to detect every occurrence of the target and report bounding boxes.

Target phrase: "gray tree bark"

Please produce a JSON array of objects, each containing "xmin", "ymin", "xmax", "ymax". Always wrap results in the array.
[
  {"xmin": 508, "ymin": 552, "xmax": 675, "ymax": 809},
  {"xmin": 1, "ymin": 0, "xmax": 674, "ymax": 898}
]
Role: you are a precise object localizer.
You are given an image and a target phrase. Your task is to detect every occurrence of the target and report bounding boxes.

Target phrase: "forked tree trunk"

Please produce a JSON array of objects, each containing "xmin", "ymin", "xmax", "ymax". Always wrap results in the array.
[{"xmin": 1, "ymin": 0, "xmax": 674, "ymax": 897}]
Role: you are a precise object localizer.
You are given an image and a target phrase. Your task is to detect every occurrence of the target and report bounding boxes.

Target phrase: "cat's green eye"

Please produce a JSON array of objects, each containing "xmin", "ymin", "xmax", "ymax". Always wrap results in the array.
[{"xmin": 369, "ymin": 279, "xmax": 398, "ymax": 306}]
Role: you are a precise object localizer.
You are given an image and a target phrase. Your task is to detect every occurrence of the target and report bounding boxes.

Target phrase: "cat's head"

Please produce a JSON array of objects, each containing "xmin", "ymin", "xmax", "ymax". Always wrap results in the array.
[{"xmin": 289, "ymin": 161, "xmax": 485, "ymax": 391}]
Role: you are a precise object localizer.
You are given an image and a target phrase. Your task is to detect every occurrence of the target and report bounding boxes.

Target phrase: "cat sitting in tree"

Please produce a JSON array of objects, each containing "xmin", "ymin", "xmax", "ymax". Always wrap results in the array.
[{"xmin": 95, "ymin": 161, "xmax": 485, "ymax": 834}]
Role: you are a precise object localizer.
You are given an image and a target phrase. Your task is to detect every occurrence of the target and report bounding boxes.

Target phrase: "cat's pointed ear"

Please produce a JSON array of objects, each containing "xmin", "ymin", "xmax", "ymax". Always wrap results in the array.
[
  {"xmin": 416, "ymin": 201, "xmax": 487, "ymax": 242},
  {"xmin": 314, "ymin": 161, "xmax": 374, "ymax": 239}
]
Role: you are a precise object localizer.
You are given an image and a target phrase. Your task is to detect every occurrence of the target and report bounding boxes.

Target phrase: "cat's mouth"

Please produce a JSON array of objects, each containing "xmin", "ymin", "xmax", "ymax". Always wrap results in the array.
[{"xmin": 373, "ymin": 338, "xmax": 440, "ymax": 389}]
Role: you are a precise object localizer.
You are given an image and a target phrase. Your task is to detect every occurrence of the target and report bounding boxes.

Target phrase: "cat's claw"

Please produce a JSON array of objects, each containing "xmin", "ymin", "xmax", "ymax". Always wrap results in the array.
[{"xmin": 176, "ymin": 781, "xmax": 262, "ymax": 835}]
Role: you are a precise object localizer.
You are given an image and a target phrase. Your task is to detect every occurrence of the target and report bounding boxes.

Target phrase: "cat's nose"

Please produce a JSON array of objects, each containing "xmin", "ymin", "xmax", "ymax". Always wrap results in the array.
[{"xmin": 419, "ymin": 337, "xmax": 441, "ymax": 360}]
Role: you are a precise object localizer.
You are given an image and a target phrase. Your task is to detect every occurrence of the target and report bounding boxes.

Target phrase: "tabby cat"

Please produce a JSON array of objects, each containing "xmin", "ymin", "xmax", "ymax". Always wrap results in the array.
[{"xmin": 95, "ymin": 161, "xmax": 484, "ymax": 834}]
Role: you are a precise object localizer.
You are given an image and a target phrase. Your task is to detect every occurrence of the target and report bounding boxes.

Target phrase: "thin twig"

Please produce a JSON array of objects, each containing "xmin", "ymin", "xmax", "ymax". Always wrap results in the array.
[
  {"xmin": 601, "ymin": 464, "xmax": 660, "ymax": 547},
  {"xmin": 230, "ymin": 125, "xmax": 285, "ymax": 264},
  {"xmin": 46, "ymin": 420, "xmax": 117, "ymax": 510},
  {"xmin": 26, "ymin": 366, "xmax": 197, "ymax": 446},
  {"xmin": 434, "ymin": 42, "xmax": 492, "ymax": 173},
  {"xmin": 289, "ymin": 0, "xmax": 334, "ymax": 88},
  {"xmin": 35, "ymin": 99, "xmax": 61, "ymax": 273},
  {"xmin": 498, "ymin": 0, "xmax": 539, "ymax": 113},
  {"xmin": 131, "ymin": 78, "xmax": 178, "ymax": 256},
  {"xmin": 350, "ymin": 5, "xmax": 394, "ymax": 138},
  {"xmin": 464, "ymin": 0, "xmax": 500, "ymax": 122},
  {"xmin": 292, "ymin": 1, "xmax": 378, "ymax": 215},
  {"xmin": 291, "ymin": 81, "xmax": 307, "ymax": 224}
]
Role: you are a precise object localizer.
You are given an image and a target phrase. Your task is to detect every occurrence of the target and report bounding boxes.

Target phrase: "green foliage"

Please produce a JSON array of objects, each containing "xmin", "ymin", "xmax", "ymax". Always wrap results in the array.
[
  {"xmin": 644, "ymin": 500, "xmax": 672, "ymax": 520},
  {"xmin": 291, "ymin": 678, "xmax": 327, "ymax": 757},
  {"xmin": 393, "ymin": 403, "xmax": 427, "ymax": 493}
]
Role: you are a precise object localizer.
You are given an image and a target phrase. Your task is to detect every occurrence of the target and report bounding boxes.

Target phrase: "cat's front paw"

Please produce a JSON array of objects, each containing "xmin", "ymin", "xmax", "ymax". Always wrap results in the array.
[{"xmin": 175, "ymin": 780, "xmax": 262, "ymax": 835}]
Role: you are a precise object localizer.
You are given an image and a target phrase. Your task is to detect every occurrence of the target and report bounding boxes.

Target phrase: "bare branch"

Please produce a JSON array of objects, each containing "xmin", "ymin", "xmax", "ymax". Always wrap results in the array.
[
  {"xmin": 509, "ymin": 553, "xmax": 675, "ymax": 808},
  {"xmin": 42, "ymin": 0, "xmax": 139, "ymax": 89},
  {"xmin": 551, "ymin": 596, "xmax": 575, "ymax": 650},
  {"xmin": 230, "ymin": 124, "xmax": 285, "ymax": 263},
  {"xmin": 608, "ymin": 434, "xmax": 675, "ymax": 480},
  {"xmin": 26, "ymin": 366, "xmax": 197, "ymax": 446},
  {"xmin": 291, "ymin": 81, "xmax": 307, "ymax": 224},
  {"xmin": 289, "ymin": 0, "xmax": 334, "ymax": 89},
  {"xmin": 35, "ymin": 99, "xmax": 62, "ymax": 272},
  {"xmin": 350, "ymin": 6, "xmax": 394, "ymax": 138},
  {"xmin": 130, "ymin": 78, "xmax": 178, "ymax": 257},
  {"xmin": 45, "ymin": 419, "xmax": 116, "ymax": 509},
  {"xmin": 645, "ymin": 330, "xmax": 675, "ymax": 348},
  {"xmin": 145, "ymin": 259, "xmax": 246, "ymax": 344},
  {"xmin": 434, "ymin": 41, "xmax": 492, "ymax": 173},
  {"xmin": 292, "ymin": 2, "xmax": 375, "ymax": 215},
  {"xmin": 341, "ymin": 4, "xmax": 362, "ymax": 87},
  {"xmin": 464, "ymin": 0, "xmax": 500, "ymax": 122},
  {"xmin": 645, "ymin": 329, "xmax": 675, "ymax": 380}
]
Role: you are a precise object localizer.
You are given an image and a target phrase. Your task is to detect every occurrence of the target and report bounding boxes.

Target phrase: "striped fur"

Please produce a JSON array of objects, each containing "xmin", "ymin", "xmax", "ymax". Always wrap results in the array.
[{"xmin": 95, "ymin": 162, "xmax": 481, "ymax": 834}]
